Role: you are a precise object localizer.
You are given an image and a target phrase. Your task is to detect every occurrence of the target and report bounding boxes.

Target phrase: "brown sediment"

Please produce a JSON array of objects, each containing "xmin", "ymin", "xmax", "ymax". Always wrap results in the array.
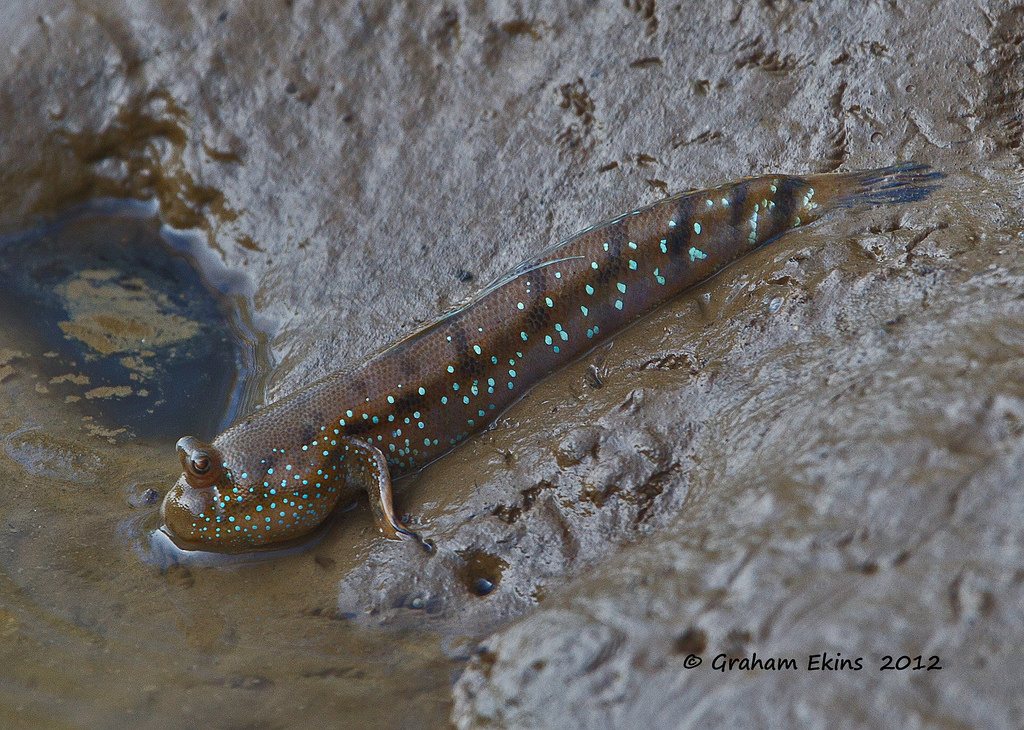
[
  {"xmin": 83, "ymin": 385, "xmax": 133, "ymax": 399},
  {"xmin": 50, "ymin": 374, "xmax": 91, "ymax": 385},
  {"xmin": 56, "ymin": 270, "xmax": 199, "ymax": 356}
]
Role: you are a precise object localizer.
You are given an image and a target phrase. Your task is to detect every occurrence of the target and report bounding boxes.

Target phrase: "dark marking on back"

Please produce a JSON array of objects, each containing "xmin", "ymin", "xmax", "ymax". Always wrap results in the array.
[
  {"xmin": 595, "ymin": 237, "xmax": 623, "ymax": 285},
  {"xmin": 530, "ymin": 267, "xmax": 549, "ymax": 297},
  {"xmin": 457, "ymin": 349, "xmax": 486, "ymax": 378},
  {"xmin": 768, "ymin": 176, "xmax": 802, "ymax": 240},
  {"xmin": 729, "ymin": 182, "xmax": 748, "ymax": 229},
  {"xmin": 343, "ymin": 419, "xmax": 375, "ymax": 437},
  {"xmin": 450, "ymin": 324, "xmax": 485, "ymax": 378},
  {"xmin": 525, "ymin": 299, "xmax": 551, "ymax": 333},
  {"xmin": 668, "ymin": 196, "xmax": 694, "ymax": 256},
  {"xmin": 451, "ymin": 324, "xmax": 471, "ymax": 357},
  {"xmin": 393, "ymin": 392, "xmax": 424, "ymax": 414}
]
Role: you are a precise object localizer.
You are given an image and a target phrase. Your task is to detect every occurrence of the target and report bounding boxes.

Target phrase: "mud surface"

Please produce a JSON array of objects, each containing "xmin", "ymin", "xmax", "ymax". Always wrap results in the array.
[{"xmin": 1, "ymin": 0, "xmax": 1023, "ymax": 728}]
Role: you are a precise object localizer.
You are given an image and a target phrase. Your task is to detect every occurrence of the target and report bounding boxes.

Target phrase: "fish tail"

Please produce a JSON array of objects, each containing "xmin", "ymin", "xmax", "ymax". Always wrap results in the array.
[
  {"xmin": 772, "ymin": 162, "xmax": 942, "ymax": 232},
  {"xmin": 826, "ymin": 162, "xmax": 944, "ymax": 208}
]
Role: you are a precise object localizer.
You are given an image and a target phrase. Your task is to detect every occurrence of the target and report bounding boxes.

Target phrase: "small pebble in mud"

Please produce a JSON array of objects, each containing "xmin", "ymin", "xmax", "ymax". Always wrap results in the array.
[
  {"xmin": 127, "ymin": 487, "xmax": 162, "ymax": 508},
  {"xmin": 472, "ymin": 578, "xmax": 496, "ymax": 596},
  {"xmin": 768, "ymin": 296, "xmax": 784, "ymax": 313},
  {"xmin": 457, "ymin": 550, "xmax": 507, "ymax": 598}
]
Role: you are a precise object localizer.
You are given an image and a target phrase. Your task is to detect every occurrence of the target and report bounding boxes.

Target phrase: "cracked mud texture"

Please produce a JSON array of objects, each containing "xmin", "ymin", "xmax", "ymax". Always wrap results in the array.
[{"xmin": 1, "ymin": 0, "xmax": 1023, "ymax": 728}]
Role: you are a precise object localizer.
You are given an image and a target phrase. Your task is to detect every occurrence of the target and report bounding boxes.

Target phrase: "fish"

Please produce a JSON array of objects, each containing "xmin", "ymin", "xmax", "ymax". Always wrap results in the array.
[{"xmin": 161, "ymin": 163, "xmax": 941, "ymax": 550}]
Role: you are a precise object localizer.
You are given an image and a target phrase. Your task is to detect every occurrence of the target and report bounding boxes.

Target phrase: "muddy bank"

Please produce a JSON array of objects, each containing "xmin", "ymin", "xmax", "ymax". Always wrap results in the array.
[
  {"xmin": 1, "ymin": 0, "xmax": 1022, "ymax": 727},
  {"xmin": 451, "ymin": 207, "xmax": 1024, "ymax": 727}
]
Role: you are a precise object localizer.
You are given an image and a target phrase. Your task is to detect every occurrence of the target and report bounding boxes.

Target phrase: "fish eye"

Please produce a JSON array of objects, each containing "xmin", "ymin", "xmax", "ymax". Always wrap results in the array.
[{"xmin": 190, "ymin": 454, "xmax": 211, "ymax": 475}]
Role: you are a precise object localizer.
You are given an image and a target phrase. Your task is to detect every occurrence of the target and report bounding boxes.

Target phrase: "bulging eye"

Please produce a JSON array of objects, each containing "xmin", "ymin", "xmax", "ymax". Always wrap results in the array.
[{"xmin": 190, "ymin": 454, "xmax": 211, "ymax": 475}]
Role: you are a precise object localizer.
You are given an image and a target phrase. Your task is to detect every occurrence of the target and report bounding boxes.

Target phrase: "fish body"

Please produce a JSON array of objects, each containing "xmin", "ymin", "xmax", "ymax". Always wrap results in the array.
[{"xmin": 163, "ymin": 163, "xmax": 941, "ymax": 549}]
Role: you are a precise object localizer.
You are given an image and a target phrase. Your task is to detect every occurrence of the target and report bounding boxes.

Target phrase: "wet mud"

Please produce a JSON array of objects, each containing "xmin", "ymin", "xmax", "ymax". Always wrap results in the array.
[{"xmin": 1, "ymin": 0, "xmax": 1023, "ymax": 728}]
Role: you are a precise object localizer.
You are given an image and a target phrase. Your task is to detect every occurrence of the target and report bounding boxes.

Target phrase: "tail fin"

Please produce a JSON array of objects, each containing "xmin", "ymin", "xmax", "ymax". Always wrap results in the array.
[{"xmin": 834, "ymin": 162, "xmax": 944, "ymax": 207}]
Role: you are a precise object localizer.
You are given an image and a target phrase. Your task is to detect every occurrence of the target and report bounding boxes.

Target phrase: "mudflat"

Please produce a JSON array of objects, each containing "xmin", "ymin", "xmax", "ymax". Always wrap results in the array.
[{"xmin": 0, "ymin": 2, "xmax": 1021, "ymax": 728}]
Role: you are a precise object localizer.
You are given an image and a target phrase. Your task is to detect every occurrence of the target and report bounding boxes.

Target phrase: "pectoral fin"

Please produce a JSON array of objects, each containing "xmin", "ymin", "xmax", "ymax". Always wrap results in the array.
[{"xmin": 338, "ymin": 437, "xmax": 428, "ymax": 547}]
